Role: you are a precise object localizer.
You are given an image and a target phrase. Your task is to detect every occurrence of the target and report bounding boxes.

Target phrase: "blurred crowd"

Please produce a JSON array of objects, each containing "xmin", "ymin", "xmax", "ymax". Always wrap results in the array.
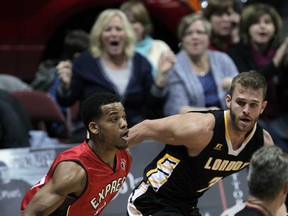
[{"xmin": 0, "ymin": 0, "xmax": 287, "ymax": 152}]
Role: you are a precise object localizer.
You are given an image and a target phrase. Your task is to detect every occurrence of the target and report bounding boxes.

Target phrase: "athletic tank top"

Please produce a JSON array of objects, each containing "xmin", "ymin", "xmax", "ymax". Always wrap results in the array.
[
  {"xmin": 21, "ymin": 141, "xmax": 131, "ymax": 216},
  {"xmin": 142, "ymin": 110, "xmax": 263, "ymax": 207}
]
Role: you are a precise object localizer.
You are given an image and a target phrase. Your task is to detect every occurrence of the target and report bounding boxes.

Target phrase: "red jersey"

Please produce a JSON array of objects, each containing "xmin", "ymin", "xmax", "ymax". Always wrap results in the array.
[{"xmin": 21, "ymin": 141, "xmax": 132, "ymax": 216}]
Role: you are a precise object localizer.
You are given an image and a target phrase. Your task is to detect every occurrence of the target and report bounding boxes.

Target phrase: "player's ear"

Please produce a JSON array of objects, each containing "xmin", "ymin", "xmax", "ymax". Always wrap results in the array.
[
  {"xmin": 88, "ymin": 122, "xmax": 99, "ymax": 134},
  {"xmin": 259, "ymin": 100, "xmax": 267, "ymax": 114},
  {"xmin": 226, "ymin": 94, "xmax": 232, "ymax": 109}
]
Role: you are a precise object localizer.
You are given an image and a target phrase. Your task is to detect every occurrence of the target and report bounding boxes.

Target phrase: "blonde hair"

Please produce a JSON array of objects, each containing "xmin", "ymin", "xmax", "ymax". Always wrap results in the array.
[{"xmin": 89, "ymin": 9, "xmax": 136, "ymax": 58}]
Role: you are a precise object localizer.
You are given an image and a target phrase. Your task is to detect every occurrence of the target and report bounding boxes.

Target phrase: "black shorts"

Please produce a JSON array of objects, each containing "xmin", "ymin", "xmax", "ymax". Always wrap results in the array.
[{"xmin": 127, "ymin": 181, "xmax": 202, "ymax": 216}]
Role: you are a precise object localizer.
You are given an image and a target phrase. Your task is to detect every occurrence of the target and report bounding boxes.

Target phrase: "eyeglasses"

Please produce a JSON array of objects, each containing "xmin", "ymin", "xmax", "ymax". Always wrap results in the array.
[{"xmin": 184, "ymin": 30, "xmax": 208, "ymax": 37}]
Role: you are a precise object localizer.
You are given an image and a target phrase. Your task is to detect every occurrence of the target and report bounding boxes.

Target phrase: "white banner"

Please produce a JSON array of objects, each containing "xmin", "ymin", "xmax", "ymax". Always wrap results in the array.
[{"xmin": 0, "ymin": 142, "xmax": 248, "ymax": 216}]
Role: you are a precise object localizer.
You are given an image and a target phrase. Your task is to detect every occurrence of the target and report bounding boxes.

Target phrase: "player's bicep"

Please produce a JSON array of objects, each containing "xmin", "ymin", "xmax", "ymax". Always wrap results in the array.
[
  {"xmin": 24, "ymin": 180, "xmax": 68, "ymax": 215},
  {"xmin": 173, "ymin": 113, "xmax": 214, "ymax": 146},
  {"xmin": 24, "ymin": 161, "xmax": 86, "ymax": 215},
  {"xmin": 52, "ymin": 161, "xmax": 87, "ymax": 195}
]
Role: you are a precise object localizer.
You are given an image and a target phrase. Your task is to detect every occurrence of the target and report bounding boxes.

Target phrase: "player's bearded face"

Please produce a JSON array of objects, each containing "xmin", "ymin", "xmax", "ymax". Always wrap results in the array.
[
  {"xmin": 227, "ymin": 84, "xmax": 266, "ymax": 132},
  {"xmin": 230, "ymin": 104, "xmax": 259, "ymax": 132}
]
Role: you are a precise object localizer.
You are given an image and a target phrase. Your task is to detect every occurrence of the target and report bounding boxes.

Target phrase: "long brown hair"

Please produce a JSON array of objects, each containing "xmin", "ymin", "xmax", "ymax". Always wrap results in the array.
[{"xmin": 239, "ymin": 3, "xmax": 283, "ymax": 47}]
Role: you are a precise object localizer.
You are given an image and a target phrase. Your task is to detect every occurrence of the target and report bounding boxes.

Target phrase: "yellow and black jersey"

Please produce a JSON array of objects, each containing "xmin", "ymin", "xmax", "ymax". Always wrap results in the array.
[{"xmin": 127, "ymin": 110, "xmax": 264, "ymax": 216}]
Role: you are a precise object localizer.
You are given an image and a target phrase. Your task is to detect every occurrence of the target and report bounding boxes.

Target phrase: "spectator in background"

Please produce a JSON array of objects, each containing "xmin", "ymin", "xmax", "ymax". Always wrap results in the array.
[
  {"xmin": 221, "ymin": 145, "xmax": 288, "ymax": 216},
  {"xmin": 0, "ymin": 90, "xmax": 31, "ymax": 148},
  {"xmin": 57, "ymin": 9, "xmax": 172, "ymax": 143},
  {"xmin": 203, "ymin": 0, "xmax": 241, "ymax": 52},
  {"xmin": 0, "ymin": 30, "xmax": 89, "ymax": 141},
  {"xmin": 0, "ymin": 74, "xmax": 31, "ymax": 92},
  {"xmin": 0, "ymin": 30, "xmax": 89, "ymax": 94},
  {"xmin": 227, "ymin": 3, "xmax": 288, "ymax": 150},
  {"xmin": 164, "ymin": 13, "xmax": 238, "ymax": 116},
  {"xmin": 0, "ymin": 161, "xmax": 31, "ymax": 216},
  {"xmin": 31, "ymin": 30, "xmax": 89, "ymax": 139},
  {"xmin": 120, "ymin": 0, "xmax": 175, "ymax": 77},
  {"xmin": 30, "ymin": 29, "xmax": 89, "ymax": 93}
]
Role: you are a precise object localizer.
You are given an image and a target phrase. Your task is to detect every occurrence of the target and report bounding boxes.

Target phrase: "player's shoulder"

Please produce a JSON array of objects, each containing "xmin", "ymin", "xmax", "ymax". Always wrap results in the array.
[
  {"xmin": 53, "ymin": 160, "xmax": 87, "ymax": 190},
  {"xmin": 181, "ymin": 111, "xmax": 216, "ymax": 133},
  {"xmin": 263, "ymin": 129, "xmax": 274, "ymax": 146},
  {"xmin": 187, "ymin": 110, "xmax": 216, "ymax": 122}
]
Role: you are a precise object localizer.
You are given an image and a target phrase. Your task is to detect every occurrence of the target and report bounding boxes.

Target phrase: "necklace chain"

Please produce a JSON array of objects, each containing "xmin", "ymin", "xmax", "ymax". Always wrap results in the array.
[{"xmin": 198, "ymin": 71, "xmax": 206, "ymax": 76}]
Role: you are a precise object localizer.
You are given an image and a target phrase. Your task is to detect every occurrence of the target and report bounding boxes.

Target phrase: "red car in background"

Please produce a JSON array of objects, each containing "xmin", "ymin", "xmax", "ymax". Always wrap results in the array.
[{"xmin": 0, "ymin": 0, "xmax": 201, "ymax": 81}]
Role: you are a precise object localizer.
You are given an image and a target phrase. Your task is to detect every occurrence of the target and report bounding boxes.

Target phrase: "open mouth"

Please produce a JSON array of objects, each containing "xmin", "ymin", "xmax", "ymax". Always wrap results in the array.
[
  {"xmin": 239, "ymin": 117, "xmax": 251, "ymax": 125},
  {"xmin": 258, "ymin": 32, "xmax": 268, "ymax": 38},
  {"xmin": 110, "ymin": 41, "xmax": 119, "ymax": 46},
  {"xmin": 121, "ymin": 130, "xmax": 129, "ymax": 141}
]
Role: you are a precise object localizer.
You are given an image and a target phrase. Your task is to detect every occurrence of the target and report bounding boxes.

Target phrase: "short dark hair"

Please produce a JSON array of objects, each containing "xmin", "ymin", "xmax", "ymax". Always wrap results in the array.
[
  {"xmin": 203, "ymin": 0, "xmax": 241, "ymax": 20},
  {"xmin": 80, "ymin": 92, "xmax": 121, "ymax": 129},
  {"xmin": 62, "ymin": 30, "xmax": 89, "ymax": 60},
  {"xmin": 229, "ymin": 71, "xmax": 267, "ymax": 100}
]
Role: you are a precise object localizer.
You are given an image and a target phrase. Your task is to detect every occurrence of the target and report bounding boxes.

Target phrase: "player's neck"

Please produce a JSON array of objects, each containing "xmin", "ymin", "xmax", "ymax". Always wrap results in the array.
[
  {"xmin": 226, "ymin": 111, "xmax": 255, "ymax": 150},
  {"xmin": 87, "ymin": 140, "xmax": 116, "ymax": 170},
  {"xmin": 226, "ymin": 123, "xmax": 247, "ymax": 150},
  {"xmin": 246, "ymin": 196, "xmax": 277, "ymax": 216}
]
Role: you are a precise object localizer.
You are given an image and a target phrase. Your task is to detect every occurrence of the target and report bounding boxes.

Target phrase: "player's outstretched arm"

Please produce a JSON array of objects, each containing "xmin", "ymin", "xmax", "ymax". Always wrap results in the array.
[
  {"xmin": 23, "ymin": 161, "xmax": 86, "ymax": 216},
  {"xmin": 128, "ymin": 112, "xmax": 214, "ymax": 150}
]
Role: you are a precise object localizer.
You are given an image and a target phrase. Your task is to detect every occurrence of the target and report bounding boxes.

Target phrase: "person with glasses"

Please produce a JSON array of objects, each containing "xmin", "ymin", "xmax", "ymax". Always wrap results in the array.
[{"xmin": 164, "ymin": 13, "xmax": 238, "ymax": 116}]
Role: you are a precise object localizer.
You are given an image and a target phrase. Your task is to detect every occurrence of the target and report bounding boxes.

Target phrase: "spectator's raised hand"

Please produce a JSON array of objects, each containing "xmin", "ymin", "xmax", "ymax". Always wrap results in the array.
[
  {"xmin": 56, "ymin": 60, "xmax": 72, "ymax": 89},
  {"xmin": 155, "ymin": 50, "xmax": 176, "ymax": 88},
  {"xmin": 273, "ymin": 37, "xmax": 288, "ymax": 68}
]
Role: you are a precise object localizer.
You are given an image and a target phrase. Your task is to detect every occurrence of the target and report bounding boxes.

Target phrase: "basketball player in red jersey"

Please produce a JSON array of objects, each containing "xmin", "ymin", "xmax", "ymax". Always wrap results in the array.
[{"xmin": 21, "ymin": 92, "xmax": 131, "ymax": 216}]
